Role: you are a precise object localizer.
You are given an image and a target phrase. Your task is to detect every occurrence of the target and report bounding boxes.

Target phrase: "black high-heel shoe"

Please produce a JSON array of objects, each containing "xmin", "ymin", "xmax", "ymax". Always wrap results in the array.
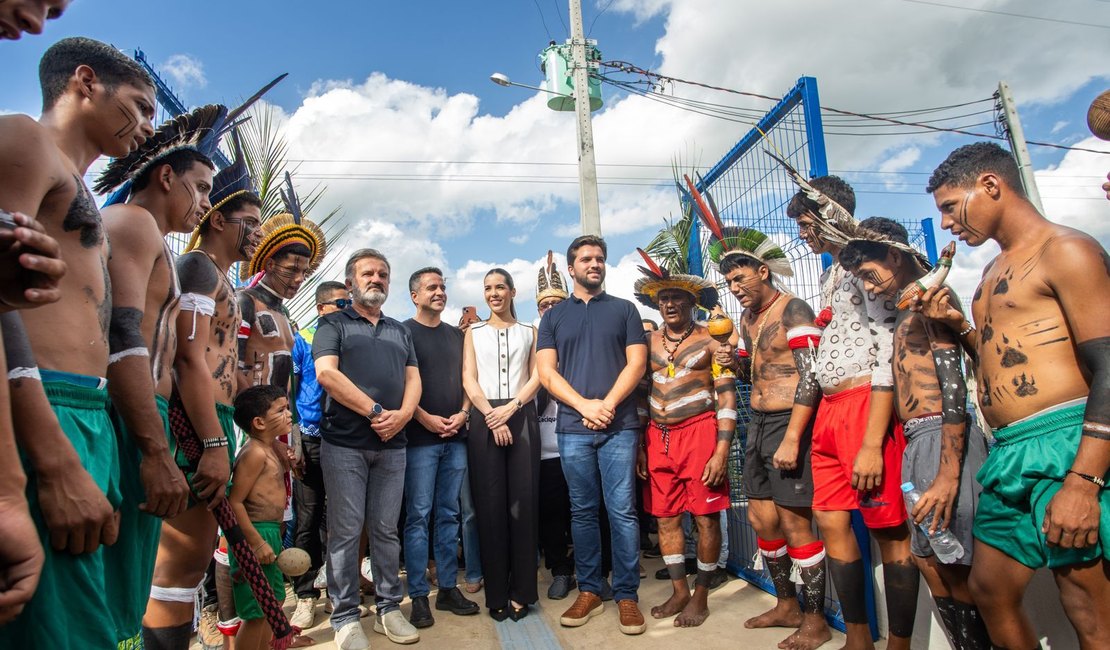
[
  {"xmin": 490, "ymin": 607, "xmax": 509, "ymax": 622},
  {"xmin": 509, "ymin": 604, "xmax": 529, "ymax": 621}
]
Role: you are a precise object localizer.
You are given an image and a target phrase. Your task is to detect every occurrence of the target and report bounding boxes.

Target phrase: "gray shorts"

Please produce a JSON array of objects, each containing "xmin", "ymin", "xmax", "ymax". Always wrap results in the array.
[
  {"xmin": 742, "ymin": 409, "xmax": 814, "ymax": 508},
  {"xmin": 902, "ymin": 415, "xmax": 988, "ymax": 565}
]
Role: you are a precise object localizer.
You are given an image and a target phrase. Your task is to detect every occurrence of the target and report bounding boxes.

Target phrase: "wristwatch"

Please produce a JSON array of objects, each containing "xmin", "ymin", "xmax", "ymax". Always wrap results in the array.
[{"xmin": 367, "ymin": 403, "xmax": 383, "ymax": 421}]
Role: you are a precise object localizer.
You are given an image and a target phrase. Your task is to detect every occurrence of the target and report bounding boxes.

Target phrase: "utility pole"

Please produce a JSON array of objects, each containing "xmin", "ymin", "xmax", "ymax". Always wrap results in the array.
[
  {"xmin": 569, "ymin": 0, "xmax": 602, "ymax": 236},
  {"xmin": 997, "ymin": 81, "xmax": 1044, "ymax": 213}
]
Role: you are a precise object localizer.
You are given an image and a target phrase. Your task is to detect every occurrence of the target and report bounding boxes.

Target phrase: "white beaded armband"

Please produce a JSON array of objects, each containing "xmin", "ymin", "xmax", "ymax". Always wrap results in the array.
[{"xmin": 717, "ymin": 408, "xmax": 738, "ymax": 422}]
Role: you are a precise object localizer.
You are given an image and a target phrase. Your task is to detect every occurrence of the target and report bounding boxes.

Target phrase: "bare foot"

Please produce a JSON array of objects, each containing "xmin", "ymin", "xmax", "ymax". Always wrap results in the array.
[
  {"xmin": 674, "ymin": 598, "xmax": 709, "ymax": 627},
  {"xmin": 650, "ymin": 590, "xmax": 690, "ymax": 619},
  {"xmin": 744, "ymin": 600, "xmax": 803, "ymax": 629},
  {"xmin": 781, "ymin": 614, "xmax": 832, "ymax": 650}
]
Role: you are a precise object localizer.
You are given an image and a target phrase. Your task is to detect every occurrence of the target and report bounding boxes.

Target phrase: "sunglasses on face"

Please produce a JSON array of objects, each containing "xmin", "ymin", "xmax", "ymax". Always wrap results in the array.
[{"xmin": 319, "ymin": 299, "xmax": 352, "ymax": 309}]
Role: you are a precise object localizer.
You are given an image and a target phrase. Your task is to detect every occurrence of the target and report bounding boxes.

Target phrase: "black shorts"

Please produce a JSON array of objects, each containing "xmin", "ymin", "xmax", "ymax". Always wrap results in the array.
[{"xmin": 742, "ymin": 409, "xmax": 814, "ymax": 507}]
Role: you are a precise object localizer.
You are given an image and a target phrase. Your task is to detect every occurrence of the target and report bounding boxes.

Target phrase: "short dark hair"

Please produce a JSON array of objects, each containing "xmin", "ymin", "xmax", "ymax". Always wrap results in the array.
[
  {"xmin": 408, "ymin": 266, "xmax": 443, "ymax": 293},
  {"xmin": 232, "ymin": 384, "xmax": 287, "ymax": 433},
  {"xmin": 925, "ymin": 142, "xmax": 1025, "ymax": 197},
  {"xmin": 345, "ymin": 248, "xmax": 390, "ymax": 282},
  {"xmin": 39, "ymin": 37, "xmax": 153, "ymax": 111},
  {"xmin": 718, "ymin": 253, "xmax": 765, "ymax": 277},
  {"xmin": 567, "ymin": 235, "xmax": 607, "ymax": 264},
  {"xmin": 131, "ymin": 149, "xmax": 215, "ymax": 193},
  {"xmin": 786, "ymin": 175, "xmax": 856, "ymax": 219},
  {"xmin": 271, "ymin": 242, "xmax": 312, "ymax": 264},
  {"xmin": 837, "ymin": 217, "xmax": 909, "ymax": 272},
  {"xmin": 201, "ymin": 192, "xmax": 262, "ymax": 236},
  {"xmin": 315, "ymin": 281, "xmax": 347, "ymax": 304}
]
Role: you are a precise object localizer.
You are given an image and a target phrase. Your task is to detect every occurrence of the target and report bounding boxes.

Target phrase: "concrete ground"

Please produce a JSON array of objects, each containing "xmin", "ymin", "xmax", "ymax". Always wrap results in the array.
[{"xmin": 193, "ymin": 555, "xmax": 861, "ymax": 650}]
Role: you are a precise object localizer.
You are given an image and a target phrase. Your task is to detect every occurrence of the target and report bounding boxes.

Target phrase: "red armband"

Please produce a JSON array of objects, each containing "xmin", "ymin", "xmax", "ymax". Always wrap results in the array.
[{"xmin": 787, "ymin": 326, "xmax": 822, "ymax": 350}]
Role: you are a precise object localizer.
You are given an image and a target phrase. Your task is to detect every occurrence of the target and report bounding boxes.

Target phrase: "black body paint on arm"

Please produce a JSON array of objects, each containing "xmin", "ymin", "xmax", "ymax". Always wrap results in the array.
[
  {"xmin": 1, "ymin": 313, "xmax": 37, "ymax": 375},
  {"xmin": 236, "ymin": 290, "xmax": 256, "ymax": 365},
  {"xmin": 176, "ymin": 251, "xmax": 220, "ymax": 294},
  {"xmin": 932, "ymin": 347, "xmax": 967, "ymax": 425},
  {"xmin": 1078, "ymin": 337, "xmax": 1110, "ymax": 436},
  {"xmin": 791, "ymin": 348, "xmax": 820, "ymax": 407},
  {"xmin": 108, "ymin": 307, "xmax": 146, "ymax": 354}
]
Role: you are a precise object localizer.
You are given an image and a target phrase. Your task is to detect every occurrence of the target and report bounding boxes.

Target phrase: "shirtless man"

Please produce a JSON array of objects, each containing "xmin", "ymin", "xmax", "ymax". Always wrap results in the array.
[
  {"xmin": 0, "ymin": 36, "xmax": 156, "ymax": 648},
  {"xmin": 632, "ymin": 257, "xmax": 734, "ymax": 628},
  {"xmin": 917, "ymin": 142, "xmax": 1110, "ymax": 648},
  {"xmin": 142, "ymin": 151, "xmax": 263, "ymax": 649},
  {"xmin": 839, "ymin": 217, "xmax": 990, "ymax": 649},
  {"xmin": 95, "ymin": 128, "xmax": 219, "ymax": 646},
  {"xmin": 784, "ymin": 176, "xmax": 917, "ymax": 650},
  {"xmin": 714, "ymin": 229, "xmax": 831, "ymax": 650}
]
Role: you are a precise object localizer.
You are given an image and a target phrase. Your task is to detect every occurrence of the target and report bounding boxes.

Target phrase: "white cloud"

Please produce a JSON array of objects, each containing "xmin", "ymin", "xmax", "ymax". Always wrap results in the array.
[
  {"xmin": 1050, "ymin": 120, "xmax": 1069, "ymax": 134},
  {"xmin": 161, "ymin": 54, "xmax": 207, "ymax": 91}
]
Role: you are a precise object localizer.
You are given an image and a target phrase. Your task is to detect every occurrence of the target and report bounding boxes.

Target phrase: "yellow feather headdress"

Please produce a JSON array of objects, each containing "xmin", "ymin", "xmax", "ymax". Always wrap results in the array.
[{"xmin": 241, "ymin": 172, "xmax": 327, "ymax": 281}]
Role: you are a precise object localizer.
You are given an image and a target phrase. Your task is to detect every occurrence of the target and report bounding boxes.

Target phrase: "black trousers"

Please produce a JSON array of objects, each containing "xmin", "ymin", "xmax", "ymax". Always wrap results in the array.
[
  {"xmin": 538, "ymin": 458, "xmax": 574, "ymax": 576},
  {"xmin": 292, "ymin": 436, "xmax": 327, "ymax": 598},
  {"xmin": 468, "ymin": 400, "xmax": 539, "ymax": 610}
]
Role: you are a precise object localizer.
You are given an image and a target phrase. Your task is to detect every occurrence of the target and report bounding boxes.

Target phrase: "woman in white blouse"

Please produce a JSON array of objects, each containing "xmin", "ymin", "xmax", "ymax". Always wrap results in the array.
[{"xmin": 462, "ymin": 268, "xmax": 542, "ymax": 621}]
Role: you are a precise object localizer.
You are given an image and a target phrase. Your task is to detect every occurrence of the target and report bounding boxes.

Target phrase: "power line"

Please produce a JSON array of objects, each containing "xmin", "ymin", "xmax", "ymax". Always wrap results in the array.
[
  {"xmin": 531, "ymin": 0, "xmax": 553, "ymax": 40},
  {"xmin": 900, "ymin": 0, "xmax": 1110, "ymax": 30},
  {"xmin": 552, "ymin": 0, "xmax": 568, "ymax": 33},
  {"xmin": 587, "ymin": 0, "xmax": 618, "ymax": 36}
]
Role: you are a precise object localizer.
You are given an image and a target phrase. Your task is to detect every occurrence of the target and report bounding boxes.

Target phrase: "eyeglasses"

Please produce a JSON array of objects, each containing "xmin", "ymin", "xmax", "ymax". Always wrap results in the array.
[{"xmin": 319, "ymin": 299, "xmax": 352, "ymax": 309}]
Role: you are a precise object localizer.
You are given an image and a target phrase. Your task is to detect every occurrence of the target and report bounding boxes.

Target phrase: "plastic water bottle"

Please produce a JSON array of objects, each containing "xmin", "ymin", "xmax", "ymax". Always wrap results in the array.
[{"xmin": 901, "ymin": 482, "xmax": 965, "ymax": 563}]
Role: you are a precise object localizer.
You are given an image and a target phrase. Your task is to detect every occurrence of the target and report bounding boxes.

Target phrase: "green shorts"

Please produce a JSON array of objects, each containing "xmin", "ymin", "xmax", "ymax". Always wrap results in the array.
[
  {"xmin": 228, "ymin": 521, "xmax": 286, "ymax": 621},
  {"xmin": 168, "ymin": 400, "xmax": 238, "ymax": 505},
  {"xmin": 974, "ymin": 402, "xmax": 1110, "ymax": 569},
  {"xmin": 10, "ymin": 370, "xmax": 122, "ymax": 650},
  {"xmin": 104, "ymin": 393, "xmax": 170, "ymax": 648}
]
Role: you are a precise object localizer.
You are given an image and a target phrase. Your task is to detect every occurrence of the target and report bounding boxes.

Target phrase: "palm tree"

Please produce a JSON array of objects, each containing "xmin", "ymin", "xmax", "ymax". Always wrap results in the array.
[
  {"xmin": 239, "ymin": 104, "xmax": 349, "ymax": 327},
  {"xmin": 641, "ymin": 159, "xmax": 701, "ymax": 275}
]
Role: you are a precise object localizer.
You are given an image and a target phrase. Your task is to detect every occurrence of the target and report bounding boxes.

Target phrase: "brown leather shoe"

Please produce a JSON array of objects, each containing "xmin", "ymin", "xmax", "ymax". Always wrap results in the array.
[
  {"xmin": 559, "ymin": 591, "xmax": 604, "ymax": 627},
  {"xmin": 617, "ymin": 599, "xmax": 646, "ymax": 635}
]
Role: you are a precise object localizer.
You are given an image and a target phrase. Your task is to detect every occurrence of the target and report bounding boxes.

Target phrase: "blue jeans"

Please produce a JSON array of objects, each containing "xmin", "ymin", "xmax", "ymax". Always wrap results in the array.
[
  {"xmin": 558, "ymin": 429, "xmax": 641, "ymax": 601},
  {"xmin": 459, "ymin": 467, "xmax": 482, "ymax": 584},
  {"xmin": 321, "ymin": 440, "xmax": 406, "ymax": 627},
  {"xmin": 403, "ymin": 440, "xmax": 467, "ymax": 597}
]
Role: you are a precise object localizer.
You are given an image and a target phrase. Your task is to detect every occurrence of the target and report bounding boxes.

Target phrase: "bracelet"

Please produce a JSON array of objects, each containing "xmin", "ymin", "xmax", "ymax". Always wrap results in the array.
[
  {"xmin": 716, "ymin": 408, "xmax": 738, "ymax": 422},
  {"xmin": 202, "ymin": 436, "xmax": 229, "ymax": 449},
  {"xmin": 514, "ymin": 398, "xmax": 523, "ymax": 410},
  {"xmin": 958, "ymin": 322, "xmax": 974, "ymax": 337},
  {"xmin": 1067, "ymin": 470, "xmax": 1107, "ymax": 488}
]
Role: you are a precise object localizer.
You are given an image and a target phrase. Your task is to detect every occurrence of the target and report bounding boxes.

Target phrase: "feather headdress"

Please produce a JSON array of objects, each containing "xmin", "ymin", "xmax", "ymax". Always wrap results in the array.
[
  {"xmin": 95, "ymin": 73, "xmax": 287, "ymax": 203},
  {"xmin": 633, "ymin": 247, "xmax": 719, "ymax": 311},
  {"xmin": 536, "ymin": 250, "xmax": 568, "ymax": 304},
  {"xmin": 184, "ymin": 128, "xmax": 253, "ymax": 252},
  {"xmin": 241, "ymin": 172, "xmax": 327, "ymax": 281},
  {"xmin": 681, "ymin": 174, "xmax": 793, "ymax": 278},
  {"xmin": 764, "ymin": 150, "xmax": 932, "ymax": 268}
]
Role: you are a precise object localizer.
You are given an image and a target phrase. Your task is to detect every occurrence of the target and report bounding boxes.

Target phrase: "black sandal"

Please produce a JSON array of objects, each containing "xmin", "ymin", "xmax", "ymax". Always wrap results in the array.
[
  {"xmin": 509, "ymin": 604, "xmax": 529, "ymax": 621},
  {"xmin": 490, "ymin": 607, "xmax": 509, "ymax": 622}
]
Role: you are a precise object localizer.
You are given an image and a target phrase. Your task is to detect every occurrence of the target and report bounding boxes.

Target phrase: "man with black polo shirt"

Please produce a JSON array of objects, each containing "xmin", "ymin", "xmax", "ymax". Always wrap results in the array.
[
  {"xmin": 537, "ymin": 235, "xmax": 649, "ymax": 635},
  {"xmin": 313, "ymin": 248, "xmax": 422, "ymax": 650},
  {"xmin": 402, "ymin": 267, "xmax": 479, "ymax": 627}
]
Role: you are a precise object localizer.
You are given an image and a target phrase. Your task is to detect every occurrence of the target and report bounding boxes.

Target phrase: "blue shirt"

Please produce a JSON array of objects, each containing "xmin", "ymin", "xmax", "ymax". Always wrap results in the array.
[
  {"xmin": 536, "ymin": 292, "xmax": 646, "ymax": 434},
  {"xmin": 293, "ymin": 326, "xmax": 323, "ymax": 434},
  {"xmin": 312, "ymin": 308, "xmax": 418, "ymax": 450}
]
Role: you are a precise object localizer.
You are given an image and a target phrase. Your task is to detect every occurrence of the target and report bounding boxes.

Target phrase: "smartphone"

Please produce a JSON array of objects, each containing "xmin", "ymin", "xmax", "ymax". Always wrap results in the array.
[
  {"xmin": 460, "ymin": 305, "xmax": 480, "ymax": 327},
  {"xmin": 0, "ymin": 210, "xmax": 17, "ymax": 231}
]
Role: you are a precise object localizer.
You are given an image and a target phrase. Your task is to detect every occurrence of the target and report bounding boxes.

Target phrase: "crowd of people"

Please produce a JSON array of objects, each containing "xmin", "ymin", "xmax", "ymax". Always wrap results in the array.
[{"xmin": 0, "ymin": 14, "xmax": 1108, "ymax": 650}]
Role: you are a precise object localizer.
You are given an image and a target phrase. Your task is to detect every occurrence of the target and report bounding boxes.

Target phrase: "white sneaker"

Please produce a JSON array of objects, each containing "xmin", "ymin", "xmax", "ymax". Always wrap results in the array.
[
  {"xmin": 335, "ymin": 620, "xmax": 370, "ymax": 650},
  {"xmin": 314, "ymin": 563, "xmax": 328, "ymax": 590},
  {"xmin": 373, "ymin": 609, "xmax": 420, "ymax": 644},
  {"xmin": 290, "ymin": 597, "xmax": 317, "ymax": 629},
  {"xmin": 361, "ymin": 557, "xmax": 374, "ymax": 582}
]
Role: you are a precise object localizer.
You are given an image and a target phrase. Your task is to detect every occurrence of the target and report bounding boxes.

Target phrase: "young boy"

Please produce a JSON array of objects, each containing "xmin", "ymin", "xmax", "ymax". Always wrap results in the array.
[
  {"xmin": 229, "ymin": 385, "xmax": 298, "ymax": 650},
  {"xmin": 839, "ymin": 217, "xmax": 990, "ymax": 649}
]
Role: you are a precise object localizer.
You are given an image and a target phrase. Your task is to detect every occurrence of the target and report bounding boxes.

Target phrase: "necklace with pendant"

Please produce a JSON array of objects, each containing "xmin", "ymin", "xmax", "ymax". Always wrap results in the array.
[
  {"xmin": 750, "ymin": 291, "xmax": 782, "ymax": 363},
  {"xmin": 662, "ymin": 321, "xmax": 695, "ymax": 377}
]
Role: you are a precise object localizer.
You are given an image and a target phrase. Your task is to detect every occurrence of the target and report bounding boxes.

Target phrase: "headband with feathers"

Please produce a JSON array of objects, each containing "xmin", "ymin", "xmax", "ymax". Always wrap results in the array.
[
  {"xmin": 633, "ymin": 247, "xmax": 719, "ymax": 311},
  {"xmin": 241, "ymin": 172, "xmax": 327, "ymax": 281},
  {"xmin": 681, "ymin": 174, "xmax": 793, "ymax": 278},
  {"xmin": 765, "ymin": 150, "xmax": 932, "ymax": 268},
  {"xmin": 95, "ymin": 73, "xmax": 287, "ymax": 204},
  {"xmin": 185, "ymin": 128, "xmax": 253, "ymax": 252},
  {"xmin": 536, "ymin": 250, "xmax": 568, "ymax": 304}
]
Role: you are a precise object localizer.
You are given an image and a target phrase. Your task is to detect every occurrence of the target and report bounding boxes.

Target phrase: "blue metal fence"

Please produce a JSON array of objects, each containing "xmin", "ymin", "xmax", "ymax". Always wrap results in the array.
[{"xmin": 685, "ymin": 76, "xmax": 938, "ymax": 639}]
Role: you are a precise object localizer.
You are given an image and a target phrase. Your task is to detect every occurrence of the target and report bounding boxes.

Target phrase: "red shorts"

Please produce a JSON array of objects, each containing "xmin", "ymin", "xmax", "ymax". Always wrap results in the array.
[
  {"xmin": 811, "ymin": 383, "xmax": 906, "ymax": 529},
  {"xmin": 644, "ymin": 411, "xmax": 729, "ymax": 518}
]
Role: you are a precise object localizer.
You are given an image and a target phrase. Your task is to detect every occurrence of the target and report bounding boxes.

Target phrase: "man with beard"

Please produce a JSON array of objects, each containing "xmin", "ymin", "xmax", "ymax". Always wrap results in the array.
[
  {"xmin": 401, "ymin": 267, "xmax": 477, "ymax": 628},
  {"xmin": 631, "ymin": 249, "xmax": 733, "ymax": 629},
  {"xmin": 0, "ymin": 36, "xmax": 157, "ymax": 649},
  {"xmin": 94, "ymin": 105, "xmax": 233, "ymax": 647},
  {"xmin": 141, "ymin": 141, "xmax": 263, "ymax": 649},
  {"xmin": 917, "ymin": 142, "xmax": 1110, "ymax": 649},
  {"xmin": 710, "ymin": 224, "xmax": 831, "ymax": 650},
  {"xmin": 313, "ymin": 248, "xmax": 422, "ymax": 649},
  {"xmin": 537, "ymin": 235, "xmax": 648, "ymax": 635}
]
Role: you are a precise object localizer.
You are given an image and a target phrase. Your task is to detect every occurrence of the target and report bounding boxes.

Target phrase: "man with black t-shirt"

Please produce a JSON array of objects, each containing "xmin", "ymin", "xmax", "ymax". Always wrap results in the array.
[{"xmin": 402, "ymin": 267, "xmax": 479, "ymax": 627}]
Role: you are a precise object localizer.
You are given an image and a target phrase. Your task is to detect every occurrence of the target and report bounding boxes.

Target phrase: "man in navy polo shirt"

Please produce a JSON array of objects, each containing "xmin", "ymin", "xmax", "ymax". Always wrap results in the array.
[
  {"xmin": 537, "ymin": 235, "xmax": 648, "ymax": 635},
  {"xmin": 313, "ymin": 249, "xmax": 422, "ymax": 649}
]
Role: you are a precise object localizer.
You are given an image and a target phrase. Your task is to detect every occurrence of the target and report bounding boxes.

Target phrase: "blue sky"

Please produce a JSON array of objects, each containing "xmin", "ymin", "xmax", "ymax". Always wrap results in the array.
[{"xmin": 5, "ymin": 0, "xmax": 1108, "ymax": 322}]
